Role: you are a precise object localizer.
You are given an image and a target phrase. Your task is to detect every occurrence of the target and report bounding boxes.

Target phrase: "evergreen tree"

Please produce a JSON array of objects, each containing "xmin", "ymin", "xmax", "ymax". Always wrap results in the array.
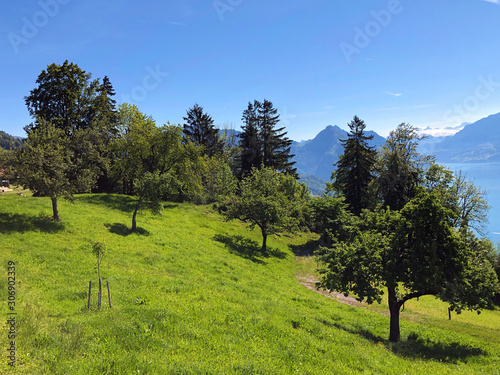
[
  {"xmin": 238, "ymin": 99, "xmax": 296, "ymax": 178},
  {"xmin": 238, "ymin": 101, "xmax": 262, "ymax": 178},
  {"xmin": 183, "ymin": 103, "xmax": 223, "ymax": 157},
  {"xmin": 332, "ymin": 116, "xmax": 376, "ymax": 215},
  {"xmin": 258, "ymin": 99, "xmax": 296, "ymax": 176}
]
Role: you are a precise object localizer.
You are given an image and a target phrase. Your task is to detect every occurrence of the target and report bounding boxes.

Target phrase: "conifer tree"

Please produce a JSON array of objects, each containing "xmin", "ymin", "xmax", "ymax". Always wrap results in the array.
[
  {"xmin": 183, "ymin": 103, "xmax": 223, "ymax": 157},
  {"xmin": 332, "ymin": 116, "xmax": 376, "ymax": 215},
  {"xmin": 238, "ymin": 99, "xmax": 296, "ymax": 178},
  {"xmin": 238, "ymin": 101, "xmax": 262, "ymax": 178}
]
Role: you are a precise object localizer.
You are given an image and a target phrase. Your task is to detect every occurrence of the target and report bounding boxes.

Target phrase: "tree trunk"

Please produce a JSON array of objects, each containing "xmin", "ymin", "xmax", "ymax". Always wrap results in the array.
[
  {"xmin": 261, "ymin": 228, "xmax": 267, "ymax": 252},
  {"xmin": 388, "ymin": 285, "xmax": 401, "ymax": 342},
  {"xmin": 131, "ymin": 197, "xmax": 142, "ymax": 232},
  {"xmin": 51, "ymin": 196, "xmax": 61, "ymax": 222}
]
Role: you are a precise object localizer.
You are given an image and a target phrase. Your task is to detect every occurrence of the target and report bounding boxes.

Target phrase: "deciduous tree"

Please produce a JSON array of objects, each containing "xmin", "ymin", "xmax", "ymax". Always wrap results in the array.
[
  {"xmin": 19, "ymin": 61, "xmax": 117, "ymax": 219},
  {"xmin": 17, "ymin": 120, "xmax": 74, "ymax": 221},
  {"xmin": 224, "ymin": 167, "xmax": 305, "ymax": 251},
  {"xmin": 374, "ymin": 123, "xmax": 428, "ymax": 210},
  {"xmin": 131, "ymin": 172, "xmax": 171, "ymax": 232},
  {"xmin": 318, "ymin": 190, "xmax": 499, "ymax": 342}
]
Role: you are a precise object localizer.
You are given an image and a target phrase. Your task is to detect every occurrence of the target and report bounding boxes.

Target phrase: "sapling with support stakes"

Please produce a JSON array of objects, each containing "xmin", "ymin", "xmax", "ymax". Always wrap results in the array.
[{"xmin": 92, "ymin": 241, "xmax": 107, "ymax": 310}]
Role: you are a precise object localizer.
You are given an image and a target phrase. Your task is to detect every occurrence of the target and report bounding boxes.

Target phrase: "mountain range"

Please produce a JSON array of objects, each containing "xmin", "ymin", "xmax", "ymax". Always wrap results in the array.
[
  {"xmin": 293, "ymin": 112, "xmax": 500, "ymax": 194},
  {"xmin": 2, "ymin": 112, "xmax": 499, "ymax": 193},
  {"xmin": 291, "ymin": 125, "xmax": 385, "ymax": 182}
]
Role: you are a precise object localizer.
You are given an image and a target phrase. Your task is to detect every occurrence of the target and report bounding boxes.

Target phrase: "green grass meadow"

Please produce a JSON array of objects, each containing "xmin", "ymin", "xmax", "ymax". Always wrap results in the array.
[{"xmin": 1, "ymin": 191, "xmax": 499, "ymax": 374}]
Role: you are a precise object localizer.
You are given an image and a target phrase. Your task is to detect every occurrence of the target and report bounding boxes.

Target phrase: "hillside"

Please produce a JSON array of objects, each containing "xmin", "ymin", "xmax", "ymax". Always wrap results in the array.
[
  {"xmin": 1, "ymin": 191, "xmax": 500, "ymax": 374},
  {"xmin": 0, "ymin": 131, "xmax": 23, "ymax": 150}
]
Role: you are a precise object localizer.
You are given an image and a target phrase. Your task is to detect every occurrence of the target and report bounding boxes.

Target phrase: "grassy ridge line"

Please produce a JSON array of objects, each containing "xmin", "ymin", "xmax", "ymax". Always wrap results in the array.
[{"xmin": 0, "ymin": 193, "xmax": 498, "ymax": 374}]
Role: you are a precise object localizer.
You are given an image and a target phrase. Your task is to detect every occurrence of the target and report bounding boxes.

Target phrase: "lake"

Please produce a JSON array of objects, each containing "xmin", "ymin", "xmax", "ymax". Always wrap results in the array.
[{"xmin": 445, "ymin": 162, "xmax": 500, "ymax": 245}]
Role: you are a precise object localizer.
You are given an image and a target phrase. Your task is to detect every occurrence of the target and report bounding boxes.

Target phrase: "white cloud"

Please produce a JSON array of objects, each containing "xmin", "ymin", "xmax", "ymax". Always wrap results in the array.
[
  {"xmin": 418, "ymin": 124, "xmax": 466, "ymax": 137},
  {"xmin": 483, "ymin": 0, "xmax": 500, "ymax": 4},
  {"xmin": 385, "ymin": 92, "xmax": 403, "ymax": 97}
]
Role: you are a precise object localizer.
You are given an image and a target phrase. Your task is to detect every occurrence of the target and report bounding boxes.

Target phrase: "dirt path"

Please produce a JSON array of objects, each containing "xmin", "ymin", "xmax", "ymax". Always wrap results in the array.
[{"xmin": 296, "ymin": 274, "xmax": 367, "ymax": 309}]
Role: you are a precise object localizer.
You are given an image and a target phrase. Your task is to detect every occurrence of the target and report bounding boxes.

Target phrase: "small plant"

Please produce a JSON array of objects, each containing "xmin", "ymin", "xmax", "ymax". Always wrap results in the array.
[
  {"xmin": 134, "ymin": 297, "xmax": 148, "ymax": 305},
  {"xmin": 92, "ymin": 241, "xmax": 107, "ymax": 309}
]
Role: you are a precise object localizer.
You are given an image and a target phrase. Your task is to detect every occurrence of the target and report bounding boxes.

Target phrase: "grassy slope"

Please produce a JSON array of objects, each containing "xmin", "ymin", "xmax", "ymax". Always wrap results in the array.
[{"xmin": 0, "ymin": 192, "xmax": 499, "ymax": 374}]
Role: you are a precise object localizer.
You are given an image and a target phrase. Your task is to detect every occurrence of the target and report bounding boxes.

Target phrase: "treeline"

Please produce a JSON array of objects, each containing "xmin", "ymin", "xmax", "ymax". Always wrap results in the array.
[
  {"xmin": 5, "ymin": 61, "xmax": 500, "ymax": 343},
  {"xmin": 0, "ymin": 131, "xmax": 23, "ymax": 150},
  {"xmin": 7, "ymin": 61, "xmax": 299, "ymax": 224}
]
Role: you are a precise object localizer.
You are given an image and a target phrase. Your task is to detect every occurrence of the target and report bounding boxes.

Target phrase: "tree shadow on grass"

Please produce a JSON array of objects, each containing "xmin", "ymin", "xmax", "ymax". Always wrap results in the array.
[
  {"xmin": 318, "ymin": 318, "xmax": 486, "ymax": 363},
  {"xmin": 395, "ymin": 333, "xmax": 487, "ymax": 362},
  {"xmin": 77, "ymin": 194, "xmax": 179, "ymax": 213},
  {"xmin": 104, "ymin": 223, "xmax": 150, "ymax": 237},
  {"xmin": 290, "ymin": 239, "xmax": 321, "ymax": 257},
  {"xmin": 0, "ymin": 212, "xmax": 65, "ymax": 233},
  {"xmin": 214, "ymin": 233, "xmax": 287, "ymax": 264},
  {"xmin": 77, "ymin": 194, "xmax": 137, "ymax": 213}
]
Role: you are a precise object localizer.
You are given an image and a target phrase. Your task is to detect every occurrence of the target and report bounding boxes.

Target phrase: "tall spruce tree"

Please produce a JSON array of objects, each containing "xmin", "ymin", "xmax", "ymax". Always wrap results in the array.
[
  {"xmin": 238, "ymin": 99, "xmax": 296, "ymax": 178},
  {"xmin": 332, "ymin": 116, "xmax": 376, "ymax": 215},
  {"xmin": 239, "ymin": 101, "xmax": 262, "ymax": 178},
  {"xmin": 183, "ymin": 103, "xmax": 223, "ymax": 157}
]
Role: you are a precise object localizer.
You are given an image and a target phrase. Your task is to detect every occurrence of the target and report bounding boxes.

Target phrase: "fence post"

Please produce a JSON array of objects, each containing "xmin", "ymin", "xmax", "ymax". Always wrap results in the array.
[
  {"xmin": 87, "ymin": 281, "xmax": 92, "ymax": 310},
  {"xmin": 107, "ymin": 280, "xmax": 112, "ymax": 308}
]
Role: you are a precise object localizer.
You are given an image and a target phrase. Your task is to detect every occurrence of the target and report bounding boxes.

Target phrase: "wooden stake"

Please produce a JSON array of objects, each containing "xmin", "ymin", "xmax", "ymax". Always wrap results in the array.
[
  {"xmin": 107, "ymin": 280, "xmax": 112, "ymax": 308},
  {"xmin": 87, "ymin": 281, "xmax": 92, "ymax": 310},
  {"xmin": 98, "ymin": 277, "xmax": 102, "ymax": 310}
]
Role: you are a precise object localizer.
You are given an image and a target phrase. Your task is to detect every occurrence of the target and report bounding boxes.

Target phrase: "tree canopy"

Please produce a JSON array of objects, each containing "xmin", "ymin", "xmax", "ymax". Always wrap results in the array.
[
  {"xmin": 224, "ymin": 167, "xmax": 307, "ymax": 251},
  {"xmin": 17, "ymin": 120, "xmax": 74, "ymax": 221},
  {"xmin": 375, "ymin": 123, "xmax": 428, "ymax": 210},
  {"xmin": 317, "ymin": 190, "xmax": 499, "ymax": 342},
  {"xmin": 18, "ymin": 61, "xmax": 118, "ymax": 220}
]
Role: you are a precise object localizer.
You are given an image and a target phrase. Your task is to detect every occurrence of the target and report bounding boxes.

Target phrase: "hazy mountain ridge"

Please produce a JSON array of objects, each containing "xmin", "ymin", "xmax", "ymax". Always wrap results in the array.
[
  {"xmin": 291, "ymin": 125, "xmax": 386, "ymax": 181},
  {"xmin": 431, "ymin": 113, "xmax": 500, "ymax": 162},
  {"xmin": 291, "ymin": 112, "xmax": 500, "ymax": 193}
]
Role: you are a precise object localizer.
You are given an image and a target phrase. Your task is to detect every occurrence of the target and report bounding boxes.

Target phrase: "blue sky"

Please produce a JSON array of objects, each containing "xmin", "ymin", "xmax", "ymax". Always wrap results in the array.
[{"xmin": 1, "ymin": 0, "xmax": 500, "ymax": 141}]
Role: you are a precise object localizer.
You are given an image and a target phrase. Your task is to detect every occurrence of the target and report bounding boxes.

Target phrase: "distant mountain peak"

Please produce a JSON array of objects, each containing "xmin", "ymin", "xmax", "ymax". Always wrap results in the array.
[
  {"xmin": 291, "ymin": 125, "xmax": 385, "ymax": 181},
  {"xmin": 426, "ymin": 112, "xmax": 500, "ymax": 162}
]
